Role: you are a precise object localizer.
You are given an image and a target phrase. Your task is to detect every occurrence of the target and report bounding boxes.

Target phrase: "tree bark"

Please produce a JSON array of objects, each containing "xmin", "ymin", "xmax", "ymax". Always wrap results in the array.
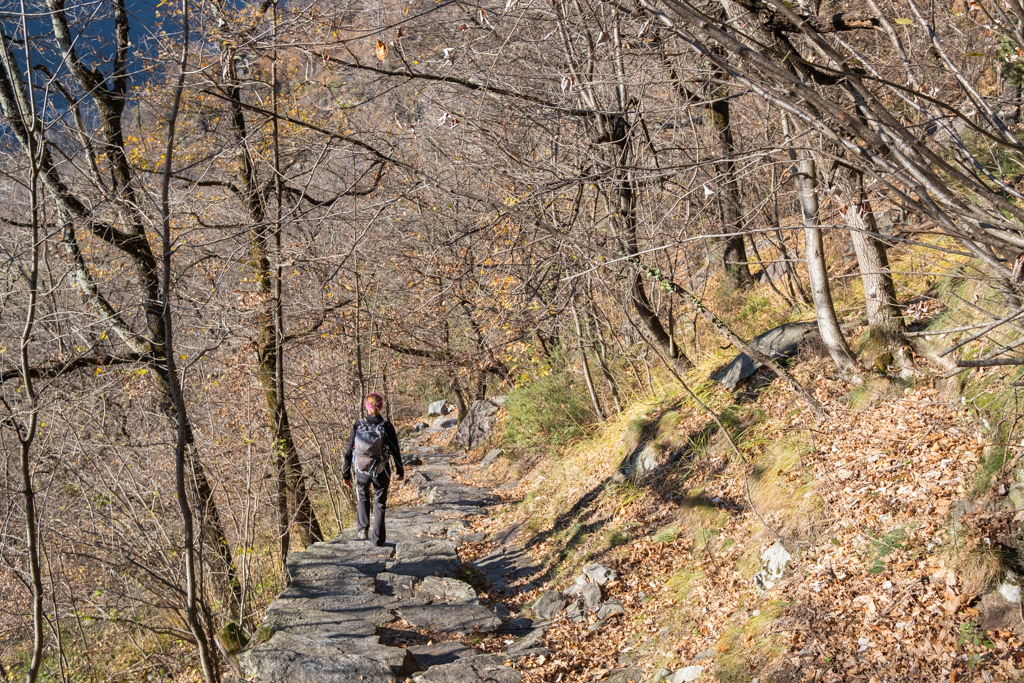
[
  {"xmin": 573, "ymin": 306, "xmax": 605, "ymax": 420},
  {"xmin": 843, "ymin": 170, "xmax": 909, "ymax": 367},
  {"xmin": 219, "ymin": 25, "xmax": 322, "ymax": 551},
  {"xmin": 794, "ymin": 153, "xmax": 861, "ymax": 379},
  {"xmin": 709, "ymin": 80, "xmax": 754, "ymax": 290}
]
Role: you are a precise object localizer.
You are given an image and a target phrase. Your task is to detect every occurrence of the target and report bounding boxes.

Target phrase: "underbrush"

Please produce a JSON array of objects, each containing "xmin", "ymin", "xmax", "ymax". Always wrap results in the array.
[{"xmin": 502, "ymin": 371, "xmax": 594, "ymax": 453}]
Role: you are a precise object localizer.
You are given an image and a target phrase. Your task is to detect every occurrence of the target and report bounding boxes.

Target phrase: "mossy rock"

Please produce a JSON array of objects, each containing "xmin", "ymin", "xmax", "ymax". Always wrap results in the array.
[{"xmin": 218, "ymin": 621, "xmax": 249, "ymax": 654}]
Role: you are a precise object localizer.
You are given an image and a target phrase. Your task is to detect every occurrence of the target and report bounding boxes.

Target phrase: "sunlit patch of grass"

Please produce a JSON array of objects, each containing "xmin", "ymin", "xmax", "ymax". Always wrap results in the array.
[
  {"xmin": 665, "ymin": 566, "xmax": 706, "ymax": 602},
  {"xmin": 715, "ymin": 600, "xmax": 790, "ymax": 682},
  {"xmin": 654, "ymin": 525, "xmax": 681, "ymax": 543}
]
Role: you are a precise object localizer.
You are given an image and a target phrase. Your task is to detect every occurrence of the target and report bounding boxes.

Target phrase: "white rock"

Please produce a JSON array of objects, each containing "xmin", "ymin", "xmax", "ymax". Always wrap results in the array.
[
  {"xmin": 999, "ymin": 582, "xmax": 1021, "ymax": 603},
  {"xmin": 753, "ymin": 540, "xmax": 792, "ymax": 593},
  {"xmin": 670, "ymin": 665, "xmax": 704, "ymax": 682}
]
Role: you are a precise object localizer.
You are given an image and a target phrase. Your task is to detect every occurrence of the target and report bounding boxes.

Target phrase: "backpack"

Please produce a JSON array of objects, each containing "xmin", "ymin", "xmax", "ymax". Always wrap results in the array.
[{"xmin": 353, "ymin": 418, "xmax": 388, "ymax": 476}]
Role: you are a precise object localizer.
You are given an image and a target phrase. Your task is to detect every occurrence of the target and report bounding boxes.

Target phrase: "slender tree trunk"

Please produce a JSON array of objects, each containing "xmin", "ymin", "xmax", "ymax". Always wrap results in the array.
[
  {"xmin": 451, "ymin": 379, "xmax": 469, "ymax": 423},
  {"xmin": 843, "ymin": 170, "xmax": 909, "ymax": 367},
  {"xmin": 217, "ymin": 10, "xmax": 322, "ymax": 552},
  {"xmin": 18, "ymin": 81, "xmax": 44, "ymax": 683},
  {"xmin": 793, "ymin": 153, "xmax": 860, "ymax": 378},
  {"xmin": 160, "ymin": 18, "xmax": 218, "ymax": 679},
  {"xmin": 710, "ymin": 83, "xmax": 754, "ymax": 290},
  {"xmin": 588, "ymin": 304, "xmax": 623, "ymax": 415},
  {"xmin": 608, "ymin": 133, "xmax": 693, "ymax": 371},
  {"xmin": 573, "ymin": 306, "xmax": 605, "ymax": 419}
]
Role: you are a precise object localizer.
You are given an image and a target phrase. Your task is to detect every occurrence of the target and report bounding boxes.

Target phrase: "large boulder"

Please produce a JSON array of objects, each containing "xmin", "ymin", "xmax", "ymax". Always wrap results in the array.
[
  {"xmin": 428, "ymin": 400, "xmax": 452, "ymax": 416},
  {"xmin": 710, "ymin": 321, "xmax": 818, "ymax": 391},
  {"xmin": 452, "ymin": 397, "xmax": 506, "ymax": 449}
]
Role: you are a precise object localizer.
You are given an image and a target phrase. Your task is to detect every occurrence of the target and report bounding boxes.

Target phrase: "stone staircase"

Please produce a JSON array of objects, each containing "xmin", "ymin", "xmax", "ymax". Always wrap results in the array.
[{"xmin": 235, "ymin": 447, "xmax": 529, "ymax": 682}]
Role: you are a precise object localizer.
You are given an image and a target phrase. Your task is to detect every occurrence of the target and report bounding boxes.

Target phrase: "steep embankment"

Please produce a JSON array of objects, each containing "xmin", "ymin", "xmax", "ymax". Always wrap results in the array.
[{"xmin": 457, "ymin": 357, "xmax": 1024, "ymax": 682}]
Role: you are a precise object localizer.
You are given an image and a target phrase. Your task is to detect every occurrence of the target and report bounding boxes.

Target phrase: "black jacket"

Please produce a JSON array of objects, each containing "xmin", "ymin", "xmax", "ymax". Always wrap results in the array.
[{"xmin": 343, "ymin": 415, "xmax": 403, "ymax": 480}]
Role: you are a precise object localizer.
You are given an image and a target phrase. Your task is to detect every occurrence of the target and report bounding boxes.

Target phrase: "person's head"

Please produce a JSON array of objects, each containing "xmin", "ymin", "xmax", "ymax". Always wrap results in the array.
[{"xmin": 364, "ymin": 392, "xmax": 384, "ymax": 416}]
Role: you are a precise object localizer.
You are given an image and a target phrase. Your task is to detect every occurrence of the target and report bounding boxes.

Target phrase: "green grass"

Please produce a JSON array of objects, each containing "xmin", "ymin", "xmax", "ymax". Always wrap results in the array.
[
  {"xmin": 654, "ymin": 525, "xmax": 681, "ymax": 543},
  {"xmin": 665, "ymin": 567, "xmax": 705, "ymax": 602}
]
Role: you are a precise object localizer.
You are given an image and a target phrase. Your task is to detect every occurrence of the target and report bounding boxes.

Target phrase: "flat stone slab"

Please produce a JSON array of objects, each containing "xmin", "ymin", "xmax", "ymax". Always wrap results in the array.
[
  {"xmin": 397, "ymin": 603, "xmax": 503, "ymax": 634},
  {"xmin": 417, "ymin": 576, "xmax": 478, "ymax": 604},
  {"xmin": 387, "ymin": 555, "xmax": 461, "ymax": 580},
  {"xmin": 257, "ymin": 631, "xmax": 417, "ymax": 673},
  {"xmin": 407, "ymin": 641, "xmax": 476, "ymax": 668},
  {"xmin": 376, "ymin": 572, "xmax": 420, "ymax": 599},
  {"xmin": 414, "ymin": 653, "xmax": 521, "ymax": 683},
  {"xmin": 263, "ymin": 607, "xmax": 381, "ymax": 638},
  {"xmin": 243, "ymin": 631, "xmax": 415, "ymax": 682},
  {"xmin": 396, "ymin": 539, "xmax": 458, "ymax": 560}
]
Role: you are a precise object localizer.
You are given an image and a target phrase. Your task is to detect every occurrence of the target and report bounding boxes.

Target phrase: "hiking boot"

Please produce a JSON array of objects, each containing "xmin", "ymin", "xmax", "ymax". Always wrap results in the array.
[{"xmin": 356, "ymin": 529, "xmax": 368, "ymax": 540}]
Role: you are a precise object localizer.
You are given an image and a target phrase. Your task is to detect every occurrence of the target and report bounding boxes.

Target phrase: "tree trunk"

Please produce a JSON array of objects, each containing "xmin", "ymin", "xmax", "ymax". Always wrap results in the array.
[
  {"xmin": 843, "ymin": 170, "xmax": 909, "ymax": 368},
  {"xmin": 221, "ymin": 39, "xmax": 322, "ymax": 551},
  {"xmin": 710, "ymin": 85, "xmax": 754, "ymax": 290},
  {"xmin": 573, "ymin": 306, "xmax": 605, "ymax": 420},
  {"xmin": 794, "ymin": 154, "xmax": 861, "ymax": 379}
]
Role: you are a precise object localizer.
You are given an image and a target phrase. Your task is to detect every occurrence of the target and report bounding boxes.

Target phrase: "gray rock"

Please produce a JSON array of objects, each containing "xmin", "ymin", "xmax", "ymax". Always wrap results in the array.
[
  {"xmin": 596, "ymin": 600, "xmax": 624, "ymax": 620},
  {"xmin": 582, "ymin": 563, "xmax": 618, "ymax": 586},
  {"xmin": 490, "ymin": 602, "xmax": 512, "ymax": 621},
  {"xmin": 414, "ymin": 654, "xmax": 520, "ymax": 683},
  {"xmin": 398, "ymin": 538, "xmax": 458, "ymax": 559},
  {"xmin": 397, "ymin": 603, "xmax": 503, "ymax": 634},
  {"xmin": 580, "ymin": 582, "xmax": 602, "ymax": 612},
  {"xmin": 619, "ymin": 441, "xmax": 667, "ymax": 480},
  {"xmin": 692, "ymin": 648, "xmax": 716, "ymax": 662},
  {"xmin": 417, "ymin": 576, "xmax": 478, "ymax": 604},
  {"xmin": 481, "ymin": 448, "xmax": 503, "ymax": 468},
  {"xmin": 387, "ymin": 555, "xmax": 461, "ymax": 580},
  {"xmin": 376, "ymin": 572, "xmax": 420, "ymax": 599},
  {"xmin": 565, "ymin": 597, "xmax": 587, "ymax": 623},
  {"xmin": 243, "ymin": 631, "xmax": 416, "ymax": 680},
  {"xmin": 753, "ymin": 540, "xmax": 792, "ymax": 593},
  {"xmin": 531, "ymin": 590, "xmax": 566, "ymax": 620},
  {"xmin": 501, "ymin": 616, "xmax": 534, "ymax": 634},
  {"xmin": 452, "ymin": 397, "xmax": 506, "ymax": 449},
  {"xmin": 407, "ymin": 641, "xmax": 475, "ymax": 668},
  {"xmin": 711, "ymin": 322, "xmax": 818, "ymax": 391},
  {"xmin": 505, "ymin": 627, "xmax": 546, "ymax": 656},
  {"xmin": 434, "ymin": 416, "xmax": 458, "ymax": 429},
  {"xmin": 652, "ymin": 668, "xmax": 673, "ymax": 682},
  {"xmin": 669, "ymin": 665, "xmax": 704, "ymax": 682},
  {"xmin": 605, "ymin": 668, "xmax": 643, "ymax": 683},
  {"xmin": 978, "ymin": 584, "xmax": 1024, "ymax": 634},
  {"xmin": 428, "ymin": 400, "xmax": 452, "ymax": 416},
  {"xmin": 413, "ymin": 421, "xmax": 430, "ymax": 433}
]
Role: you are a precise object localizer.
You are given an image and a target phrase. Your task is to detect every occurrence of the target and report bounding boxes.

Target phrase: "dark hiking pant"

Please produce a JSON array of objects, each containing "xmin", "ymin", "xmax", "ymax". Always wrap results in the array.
[{"xmin": 354, "ymin": 471, "xmax": 390, "ymax": 546}]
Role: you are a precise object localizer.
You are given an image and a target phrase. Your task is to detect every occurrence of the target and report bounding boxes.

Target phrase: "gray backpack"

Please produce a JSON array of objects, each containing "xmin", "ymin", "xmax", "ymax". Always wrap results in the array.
[{"xmin": 353, "ymin": 418, "xmax": 387, "ymax": 476}]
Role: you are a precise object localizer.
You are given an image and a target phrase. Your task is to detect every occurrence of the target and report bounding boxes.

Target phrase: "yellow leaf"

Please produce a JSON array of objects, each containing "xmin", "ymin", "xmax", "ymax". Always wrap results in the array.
[{"xmin": 894, "ymin": 17, "xmax": 912, "ymax": 24}]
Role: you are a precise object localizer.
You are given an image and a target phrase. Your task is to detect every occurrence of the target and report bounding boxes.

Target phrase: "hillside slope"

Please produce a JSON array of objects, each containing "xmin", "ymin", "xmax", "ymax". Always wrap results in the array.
[{"xmin": 457, "ymin": 357, "xmax": 1024, "ymax": 682}]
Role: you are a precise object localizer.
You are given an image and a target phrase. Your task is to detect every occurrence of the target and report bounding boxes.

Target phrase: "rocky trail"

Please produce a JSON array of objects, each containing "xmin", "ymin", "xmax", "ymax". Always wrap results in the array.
[{"xmin": 233, "ymin": 433, "xmax": 553, "ymax": 682}]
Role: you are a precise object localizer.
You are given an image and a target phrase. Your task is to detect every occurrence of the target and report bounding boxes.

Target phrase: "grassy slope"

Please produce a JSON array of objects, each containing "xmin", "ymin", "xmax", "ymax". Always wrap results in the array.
[{"xmin": 463, "ymin": 238, "xmax": 1024, "ymax": 681}]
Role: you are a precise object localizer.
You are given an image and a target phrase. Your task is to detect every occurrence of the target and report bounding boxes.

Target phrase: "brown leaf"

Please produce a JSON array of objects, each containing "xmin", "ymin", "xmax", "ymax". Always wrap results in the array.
[{"xmin": 375, "ymin": 39, "xmax": 388, "ymax": 62}]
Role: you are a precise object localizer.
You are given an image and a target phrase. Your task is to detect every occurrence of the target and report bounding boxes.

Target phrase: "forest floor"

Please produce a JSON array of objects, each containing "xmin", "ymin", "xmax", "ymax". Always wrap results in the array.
[{"xmin": 448, "ymin": 354, "xmax": 1024, "ymax": 682}]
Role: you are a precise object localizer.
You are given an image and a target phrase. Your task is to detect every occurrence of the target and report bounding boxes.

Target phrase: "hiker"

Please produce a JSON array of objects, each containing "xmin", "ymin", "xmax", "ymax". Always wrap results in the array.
[{"xmin": 343, "ymin": 392, "xmax": 404, "ymax": 546}]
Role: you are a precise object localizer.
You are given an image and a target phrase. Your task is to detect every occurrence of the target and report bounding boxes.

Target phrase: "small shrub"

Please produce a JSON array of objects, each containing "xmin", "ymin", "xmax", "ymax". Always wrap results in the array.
[{"xmin": 503, "ymin": 372, "xmax": 593, "ymax": 452}]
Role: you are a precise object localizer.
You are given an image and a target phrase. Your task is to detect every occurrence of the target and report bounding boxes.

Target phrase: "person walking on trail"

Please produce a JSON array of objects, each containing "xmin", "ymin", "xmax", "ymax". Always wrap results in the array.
[{"xmin": 343, "ymin": 392, "xmax": 404, "ymax": 546}]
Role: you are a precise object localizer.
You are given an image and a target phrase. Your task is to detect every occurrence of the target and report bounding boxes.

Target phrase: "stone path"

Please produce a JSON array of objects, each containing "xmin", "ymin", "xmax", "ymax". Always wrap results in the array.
[{"xmin": 236, "ymin": 445, "xmax": 537, "ymax": 683}]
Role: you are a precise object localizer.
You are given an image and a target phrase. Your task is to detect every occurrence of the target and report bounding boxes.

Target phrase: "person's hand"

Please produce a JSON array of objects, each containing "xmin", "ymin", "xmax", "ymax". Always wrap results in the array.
[{"xmin": 343, "ymin": 478, "xmax": 352, "ymax": 489}]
